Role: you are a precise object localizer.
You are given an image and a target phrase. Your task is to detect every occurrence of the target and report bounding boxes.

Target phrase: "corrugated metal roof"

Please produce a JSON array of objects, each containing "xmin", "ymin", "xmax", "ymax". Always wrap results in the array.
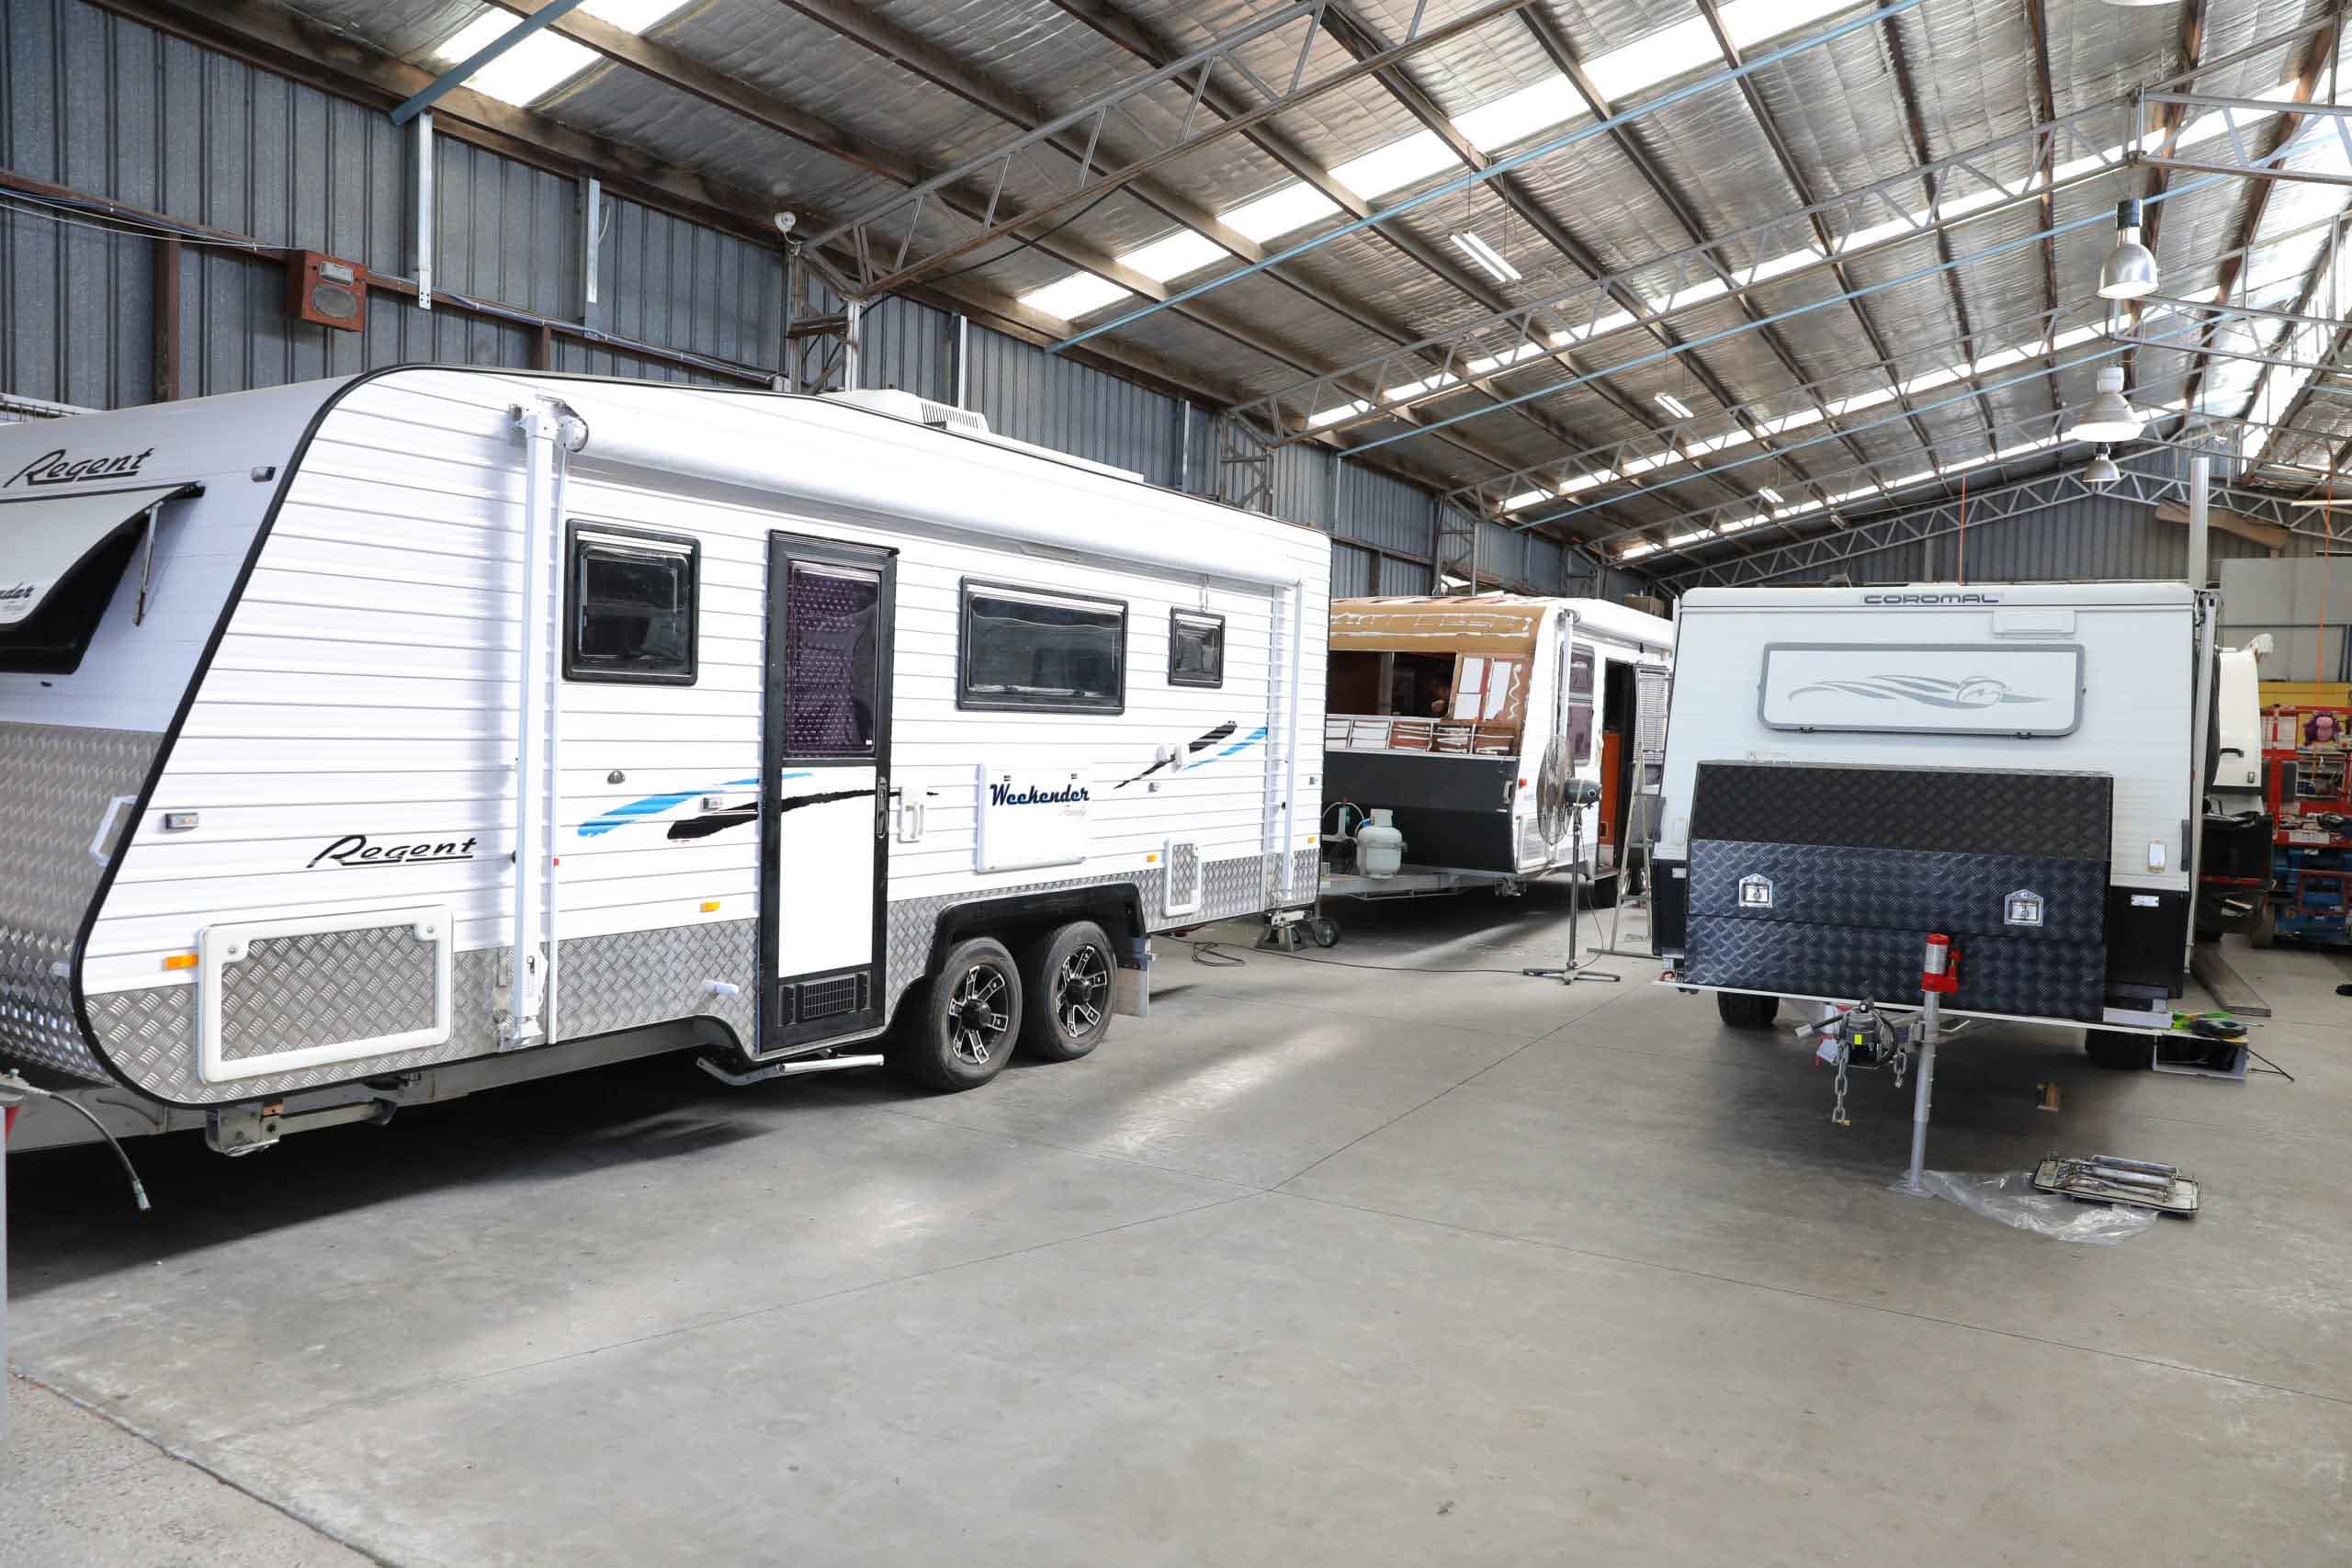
[{"xmin": 231, "ymin": 0, "xmax": 2352, "ymax": 570}]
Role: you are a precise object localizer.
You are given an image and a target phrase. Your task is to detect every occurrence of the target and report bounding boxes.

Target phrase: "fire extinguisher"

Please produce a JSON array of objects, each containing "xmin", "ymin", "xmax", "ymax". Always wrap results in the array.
[{"xmin": 1921, "ymin": 931, "xmax": 1960, "ymax": 994}]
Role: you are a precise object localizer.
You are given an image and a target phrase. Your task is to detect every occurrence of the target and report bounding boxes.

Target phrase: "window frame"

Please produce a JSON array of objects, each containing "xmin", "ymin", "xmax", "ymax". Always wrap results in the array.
[
  {"xmin": 956, "ymin": 577, "xmax": 1128, "ymax": 715},
  {"xmin": 562, "ymin": 520, "xmax": 700, "ymax": 687},
  {"xmin": 1167, "ymin": 607, "xmax": 1226, "ymax": 690},
  {"xmin": 777, "ymin": 556, "xmax": 884, "ymax": 763}
]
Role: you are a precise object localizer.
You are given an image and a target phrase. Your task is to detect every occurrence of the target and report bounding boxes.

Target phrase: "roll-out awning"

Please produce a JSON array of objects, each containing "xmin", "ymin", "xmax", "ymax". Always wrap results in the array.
[{"xmin": 0, "ymin": 482, "xmax": 197, "ymax": 627}]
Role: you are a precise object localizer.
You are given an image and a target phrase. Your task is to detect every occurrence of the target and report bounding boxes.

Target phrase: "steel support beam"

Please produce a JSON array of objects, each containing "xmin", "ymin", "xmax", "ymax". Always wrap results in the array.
[{"xmin": 1658, "ymin": 456, "xmax": 2335, "ymax": 589}]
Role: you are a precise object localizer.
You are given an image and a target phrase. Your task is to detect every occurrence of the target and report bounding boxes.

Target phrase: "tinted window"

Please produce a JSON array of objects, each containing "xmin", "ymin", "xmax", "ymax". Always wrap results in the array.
[
  {"xmin": 567, "ymin": 526, "xmax": 696, "ymax": 684},
  {"xmin": 1566, "ymin": 647, "xmax": 1597, "ymax": 763},
  {"xmin": 1170, "ymin": 609, "xmax": 1224, "ymax": 688},
  {"xmin": 785, "ymin": 561, "xmax": 880, "ymax": 758},
  {"xmin": 959, "ymin": 583, "xmax": 1125, "ymax": 713}
]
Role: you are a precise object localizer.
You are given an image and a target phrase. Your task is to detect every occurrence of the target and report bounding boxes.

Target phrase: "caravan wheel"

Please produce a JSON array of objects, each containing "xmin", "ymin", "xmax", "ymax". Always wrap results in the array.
[
  {"xmin": 891, "ymin": 938, "xmax": 1024, "ymax": 1091},
  {"xmin": 1715, "ymin": 991, "xmax": 1780, "ymax": 1031},
  {"xmin": 1020, "ymin": 921, "xmax": 1115, "ymax": 1063}
]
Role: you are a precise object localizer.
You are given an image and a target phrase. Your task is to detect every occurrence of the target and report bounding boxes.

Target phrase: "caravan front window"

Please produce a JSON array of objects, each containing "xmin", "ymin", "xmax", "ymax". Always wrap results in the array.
[
  {"xmin": 565, "ymin": 525, "xmax": 698, "ymax": 685},
  {"xmin": 958, "ymin": 581, "xmax": 1125, "ymax": 713}
]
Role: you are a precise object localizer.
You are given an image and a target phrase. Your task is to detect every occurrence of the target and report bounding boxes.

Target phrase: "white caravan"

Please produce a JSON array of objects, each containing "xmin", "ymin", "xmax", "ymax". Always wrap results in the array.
[
  {"xmin": 1320, "ymin": 595, "xmax": 1673, "ymax": 899},
  {"xmin": 0, "ymin": 369, "xmax": 1328, "ymax": 1153},
  {"xmin": 1650, "ymin": 581, "xmax": 2225, "ymax": 1067}
]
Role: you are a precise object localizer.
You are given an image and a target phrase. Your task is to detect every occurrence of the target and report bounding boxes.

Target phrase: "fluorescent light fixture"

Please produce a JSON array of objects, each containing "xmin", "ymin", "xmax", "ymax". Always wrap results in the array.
[
  {"xmin": 1757, "ymin": 486, "xmax": 1783, "ymax": 503},
  {"xmin": 1450, "ymin": 231, "xmax": 1522, "ymax": 284},
  {"xmin": 1656, "ymin": 392, "xmax": 1695, "ymax": 420},
  {"xmin": 1019, "ymin": 273, "xmax": 1134, "ymax": 322},
  {"xmin": 432, "ymin": 0, "xmax": 688, "ymax": 106}
]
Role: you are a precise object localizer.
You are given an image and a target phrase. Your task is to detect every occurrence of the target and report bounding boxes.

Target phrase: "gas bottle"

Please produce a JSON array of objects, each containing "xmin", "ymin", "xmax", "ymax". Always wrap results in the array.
[{"xmin": 1357, "ymin": 808, "xmax": 1406, "ymax": 878}]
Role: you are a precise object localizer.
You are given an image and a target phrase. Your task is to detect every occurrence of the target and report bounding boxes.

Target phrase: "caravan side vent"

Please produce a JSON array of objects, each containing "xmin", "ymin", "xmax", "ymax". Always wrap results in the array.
[
  {"xmin": 1164, "ymin": 840, "xmax": 1203, "ymax": 917},
  {"xmin": 790, "ymin": 973, "xmax": 868, "ymax": 1023}
]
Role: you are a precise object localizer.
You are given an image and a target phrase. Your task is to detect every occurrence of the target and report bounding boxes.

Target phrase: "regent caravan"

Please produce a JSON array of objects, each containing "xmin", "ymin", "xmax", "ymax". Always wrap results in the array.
[
  {"xmin": 1320, "ymin": 596, "xmax": 1673, "ymax": 898},
  {"xmin": 0, "ymin": 370, "xmax": 1328, "ymax": 1153},
  {"xmin": 1650, "ymin": 582, "xmax": 2225, "ymax": 1066}
]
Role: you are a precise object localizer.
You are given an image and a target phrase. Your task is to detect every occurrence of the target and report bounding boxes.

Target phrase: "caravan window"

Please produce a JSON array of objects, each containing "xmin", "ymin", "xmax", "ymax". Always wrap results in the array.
[
  {"xmin": 565, "ymin": 525, "xmax": 698, "ymax": 685},
  {"xmin": 1169, "ymin": 609, "xmax": 1224, "ymax": 688},
  {"xmin": 958, "ymin": 581, "xmax": 1125, "ymax": 713}
]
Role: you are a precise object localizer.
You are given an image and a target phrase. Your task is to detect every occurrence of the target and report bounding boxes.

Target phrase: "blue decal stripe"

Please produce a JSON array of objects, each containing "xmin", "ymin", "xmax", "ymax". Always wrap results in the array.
[
  {"xmin": 1214, "ymin": 726, "xmax": 1269, "ymax": 759},
  {"xmin": 580, "ymin": 775, "xmax": 771, "ymax": 838}
]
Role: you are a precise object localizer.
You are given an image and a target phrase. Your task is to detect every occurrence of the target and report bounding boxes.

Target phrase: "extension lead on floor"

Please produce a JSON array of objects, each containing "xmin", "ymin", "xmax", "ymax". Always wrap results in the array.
[{"xmin": 0, "ymin": 1074, "xmax": 150, "ymax": 1212}]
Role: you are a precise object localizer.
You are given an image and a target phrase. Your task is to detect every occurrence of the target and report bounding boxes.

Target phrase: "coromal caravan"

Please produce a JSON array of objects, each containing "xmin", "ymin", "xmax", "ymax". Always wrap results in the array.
[
  {"xmin": 1650, "ymin": 581, "xmax": 2233, "ymax": 1067},
  {"xmin": 1320, "ymin": 595, "xmax": 1673, "ymax": 898},
  {"xmin": 0, "ymin": 369, "xmax": 1328, "ymax": 1154}
]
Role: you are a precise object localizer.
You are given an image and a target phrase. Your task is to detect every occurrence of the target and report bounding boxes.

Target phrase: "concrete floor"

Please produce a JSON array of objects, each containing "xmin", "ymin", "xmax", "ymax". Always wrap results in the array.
[{"xmin": 6, "ymin": 888, "xmax": 2348, "ymax": 1566}]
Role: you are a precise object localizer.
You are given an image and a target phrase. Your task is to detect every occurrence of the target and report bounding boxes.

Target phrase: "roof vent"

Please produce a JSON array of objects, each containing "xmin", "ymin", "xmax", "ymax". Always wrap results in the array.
[{"xmin": 822, "ymin": 387, "xmax": 990, "ymax": 434}]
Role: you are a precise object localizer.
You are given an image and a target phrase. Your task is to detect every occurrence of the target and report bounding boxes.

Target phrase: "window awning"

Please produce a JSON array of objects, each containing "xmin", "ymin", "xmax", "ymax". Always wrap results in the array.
[{"xmin": 0, "ymin": 482, "xmax": 198, "ymax": 627}]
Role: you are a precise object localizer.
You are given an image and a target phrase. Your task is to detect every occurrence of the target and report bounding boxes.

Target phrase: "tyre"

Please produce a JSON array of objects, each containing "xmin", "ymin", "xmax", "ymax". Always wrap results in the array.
[
  {"xmin": 1307, "ymin": 915, "xmax": 1341, "ymax": 948},
  {"xmin": 2246, "ymin": 897, "xmax": 2278, "ymax": 949},
  {"xmin": 1018, "ymin": 921, "xmax": 1115, "ymax": 1064},
  {"xmin": 1715, "ymin": 990, "xmax": 1780, "ymax": 1030},
  {"xmin": 2084, "ymin": 1028, "xmax": 2152, "ymax": 1071},
  {"xmin": 890, "ymin": 936, "xmax": 1023, "ymax": 1090}
]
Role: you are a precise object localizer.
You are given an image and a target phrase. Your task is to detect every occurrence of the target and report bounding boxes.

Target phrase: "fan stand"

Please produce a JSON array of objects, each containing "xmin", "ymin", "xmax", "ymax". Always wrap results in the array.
[{"xmin": 1522, "ymin": 808, "xmax": 1620, "ymax": 987}]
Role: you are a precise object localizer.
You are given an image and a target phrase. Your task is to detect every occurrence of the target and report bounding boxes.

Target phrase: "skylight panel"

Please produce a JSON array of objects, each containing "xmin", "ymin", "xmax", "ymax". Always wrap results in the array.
[
  {"xmin": 1306, "ymin": 400, "xmax": 1374, "ymax": 428},
  {"xmin": 432, "ymin": 0, "xmax": 689, "ymax": 107},
  {"xmin": 1223, "ymin": 184, "xmax": 1342, "ymax": 243},
  {"xmin": 1720, "ymin": 0, "xmax": 1861, "ymax": 53},
  {"xmin": 1019, "ymin": 273, "xmax": 1134, "ymax": 322},
  {"xmin": 1583, "ymin": 17, "xmax": 1718, "ymax": 103},
  {"xmin": 1122, "ymin": 230, "xmax": 1229, "ymax": 283},
  {"xmin": 1455, "ymin": 76, "xmax": 1586, "ymax": 152},
  {"xmin": 1334, "ymin": 131, "xmax": 1457, "ymax": 199}
]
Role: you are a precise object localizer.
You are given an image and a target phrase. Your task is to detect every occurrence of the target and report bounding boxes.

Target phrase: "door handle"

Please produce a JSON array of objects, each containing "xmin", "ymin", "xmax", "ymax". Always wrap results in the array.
[{"xmin": 889, "ymin": 786, "xmax": 925, "ymax": 843}]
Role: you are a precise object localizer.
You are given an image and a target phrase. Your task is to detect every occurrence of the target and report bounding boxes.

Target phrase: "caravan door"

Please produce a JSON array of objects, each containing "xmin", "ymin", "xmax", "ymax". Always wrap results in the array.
[{"xmin": 759, "ymin": 533, "xmax": 896, "ymax": 1053}]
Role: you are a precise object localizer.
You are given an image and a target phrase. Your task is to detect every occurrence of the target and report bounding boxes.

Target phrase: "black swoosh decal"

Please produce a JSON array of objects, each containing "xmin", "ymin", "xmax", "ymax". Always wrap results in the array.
[{"xmin": 666, "ymin": 787, "xmax": 872, "ymax": 840}]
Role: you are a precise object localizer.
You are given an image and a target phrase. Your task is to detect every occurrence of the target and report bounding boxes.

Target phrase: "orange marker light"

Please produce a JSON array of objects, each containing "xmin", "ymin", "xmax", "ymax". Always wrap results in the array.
[
  {"xmin": 699, "ymin": 900, "xmax": 721, "ymax": 913},
  {"xmin": 163, "ymin": 953, "xmax": 198, "ymax": 971}
]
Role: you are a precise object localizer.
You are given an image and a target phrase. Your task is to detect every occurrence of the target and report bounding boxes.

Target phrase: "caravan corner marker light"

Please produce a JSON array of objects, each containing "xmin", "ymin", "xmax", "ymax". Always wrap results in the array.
[
  {"xmin": 2066, "ymin": 367, "xmax": 2144, "ymax": 443},
  {"xmin": 2098, "ymin": 197, "xmax": 2159, "ymax": 300}
]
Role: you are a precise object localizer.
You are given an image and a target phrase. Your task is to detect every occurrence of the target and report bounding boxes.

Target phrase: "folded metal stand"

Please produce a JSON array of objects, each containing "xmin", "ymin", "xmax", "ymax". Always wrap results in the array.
[{"xmin": 2032, "ymin": 1153, "xmax": 2201, "ymax": 1216}]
